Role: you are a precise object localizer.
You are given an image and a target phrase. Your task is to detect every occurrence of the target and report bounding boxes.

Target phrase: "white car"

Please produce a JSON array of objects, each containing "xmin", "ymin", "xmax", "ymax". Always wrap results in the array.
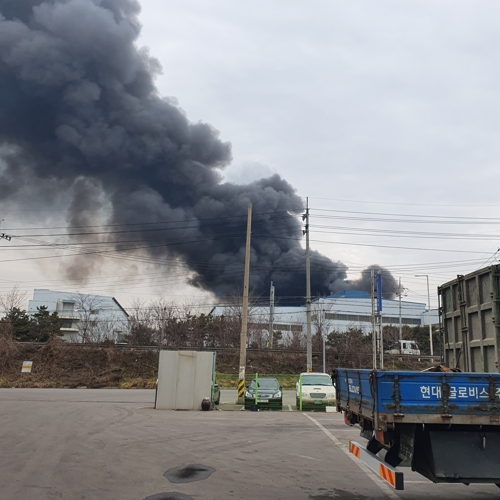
[{"xmin": 296, "ymin": 372, "xmax": 336, "ymax": 410}]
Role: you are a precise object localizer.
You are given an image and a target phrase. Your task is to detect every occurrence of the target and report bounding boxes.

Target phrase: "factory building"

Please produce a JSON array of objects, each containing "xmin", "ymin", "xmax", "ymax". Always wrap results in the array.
[
  {"xmin": 28, "ymin": 289, "xmax": 129, "ymax": 342},
  {"xmin": 210, "ymin": 290, "xmax": 438, "ymax": 340}
]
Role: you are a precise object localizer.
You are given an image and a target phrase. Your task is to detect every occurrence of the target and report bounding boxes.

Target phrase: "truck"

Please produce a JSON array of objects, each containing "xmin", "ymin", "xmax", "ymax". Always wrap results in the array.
[
  {"xmin": 385, "ymin": 339, "xmax": 420, "ymax": 356},
  {"xmin": 332, "ymin": 265, "xmax": 500, "ymax": 490},
  {"xmin": 334, "ymin": 368, "xmax": 500, "ymax": 490},
  {"xmin": 438, "ymin": 265, "xmax": 500, "ymax": 373}
]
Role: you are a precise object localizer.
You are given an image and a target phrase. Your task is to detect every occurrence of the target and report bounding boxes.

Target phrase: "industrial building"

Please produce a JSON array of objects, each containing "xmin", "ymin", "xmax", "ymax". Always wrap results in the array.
[
  {"xmin": 28, "ymin": 289, "xmax": 129, "ymax": 342},
  {"xmin": 210, "ymin": 290, "xmax": 438, "ymax": 340}
]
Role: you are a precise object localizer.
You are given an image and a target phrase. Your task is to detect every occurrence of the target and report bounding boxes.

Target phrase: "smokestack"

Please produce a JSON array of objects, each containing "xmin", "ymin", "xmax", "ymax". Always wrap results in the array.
[{"xmin": 0, "ymin": 0, "xmax": 398, "ymax": 302}]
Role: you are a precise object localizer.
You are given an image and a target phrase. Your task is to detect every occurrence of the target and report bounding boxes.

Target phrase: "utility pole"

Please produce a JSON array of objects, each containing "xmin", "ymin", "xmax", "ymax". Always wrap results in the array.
[
  {"xmin": 303, "ymin": 198, "xmax": 312, "ymax": 372},
  {"xmin": 398, "ymin": 277, "xmax": 402, "ymax": 343},
  {"xmin": 371, "ymin": 270, "xmax": 376, "ymax": 369},
  {"xmin": 160, "ymin": 306, "xmax": 166, "ymax": 347},
  {"xmin": 238, "ymin": 204, "xmax": 252, "ymax": 404},
  {"xmin": 377, "ymin": 270, "xmax": 383, "ymax": 370},
  {"xmin": 415, "ymin": 274, "xmax": 433, "ymax": 356},
  {"xmin": 322, "ymin": 309, "xmax": 326, "ymax": 374},
  {"xmin": 269, "ymin": 281, "xmax": 275, "ymax": 348}
]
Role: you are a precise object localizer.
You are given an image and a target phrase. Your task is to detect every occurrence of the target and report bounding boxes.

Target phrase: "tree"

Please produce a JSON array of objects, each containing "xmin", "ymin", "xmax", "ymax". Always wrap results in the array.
[
  {"xmin": 125, "ymin": 298, "xmax": 157, "ymax": 345},
  {"xmin": 31, "ymin": 306, "xmax": 62, "ymax": 342},
  {"xmin": 73, "ymin": 294, "xmax": 104, "ymax": 343},
  {"xmin": 5, "ymin": 307, "xmax": 33, "ymax": 342},
  {"xmin": 327, "ymin": 328, "xmax": 372, "ymax": 368},
  {"xmin": 2, "ymin": 305, "xmax": 61, "ymax": 342},
  {"xmin": 410, "ymin": 325, "xmax": 441, "ymax": 356},
  {"xmin": 0, "ymin": 285, "xmax": 28, "ymax": 316},
  {"xmin": 311, "ymin": 303, "xmax": 335, "ymax": 354},
  {"xmin": 71, "ymin": 293, "xmax": 129, "ymax": 343}
]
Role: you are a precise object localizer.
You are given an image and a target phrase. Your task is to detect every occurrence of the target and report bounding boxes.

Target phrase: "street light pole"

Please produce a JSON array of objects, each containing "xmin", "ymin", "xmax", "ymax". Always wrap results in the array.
[{"xmin": 415, "ymin": 274, "xmax": 433, "ymax": 356}]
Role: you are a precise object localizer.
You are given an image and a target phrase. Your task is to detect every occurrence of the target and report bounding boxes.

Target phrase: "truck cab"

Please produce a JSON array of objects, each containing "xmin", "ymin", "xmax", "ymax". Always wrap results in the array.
[{"xmin": 386, "ymin": 340, "xmax": 420, "ymax": 355}]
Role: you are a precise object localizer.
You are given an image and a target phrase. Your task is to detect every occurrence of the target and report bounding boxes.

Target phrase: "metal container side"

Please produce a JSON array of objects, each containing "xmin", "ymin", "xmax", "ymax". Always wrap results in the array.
[
  {"xmin": 336, "ymin": 369, "xmax": 374, "ymax": 417},
  {"xmin": 439, "ymin": 265, "xmax": 500, "ymax": 373},
  {"xmin": 336, "ymin": 369, "xmax": 500, "ymax": 427}
]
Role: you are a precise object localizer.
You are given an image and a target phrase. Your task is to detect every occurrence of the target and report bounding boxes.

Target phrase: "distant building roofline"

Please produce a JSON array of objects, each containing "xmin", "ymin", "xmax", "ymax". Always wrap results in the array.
[
  {"xmin": 327, "ymin": 290, "xmax": 371, "ymax": 299},
  {"xmin": 112, "ymin": 297, "xmax": 129, "ymax": 318}
]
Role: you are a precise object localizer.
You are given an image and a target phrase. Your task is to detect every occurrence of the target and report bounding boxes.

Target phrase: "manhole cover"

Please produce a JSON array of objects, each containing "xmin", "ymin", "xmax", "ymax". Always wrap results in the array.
[
  {"xmin": 143, "ymin": 493, "xmax": 194, "ymax": 500},
  {"xmin": 163, "ymin": 464, "xmax": 215, "ymax": 483}
]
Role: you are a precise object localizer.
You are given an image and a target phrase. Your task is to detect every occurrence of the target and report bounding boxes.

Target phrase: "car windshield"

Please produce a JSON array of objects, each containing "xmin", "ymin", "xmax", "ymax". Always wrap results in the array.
[
  {"xmin": 301, "ymin": 375, "xmax": 332, "ymax": 386},
  {"xmin": 249, "ymin": 379, "xmax": 279, "ymax": 390}
]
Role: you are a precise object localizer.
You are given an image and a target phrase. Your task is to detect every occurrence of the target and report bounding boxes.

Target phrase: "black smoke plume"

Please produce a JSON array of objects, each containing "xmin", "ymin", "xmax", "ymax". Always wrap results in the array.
[{"xmin": 0, "ymin": 0, "xmax": 397, "ymax": 302}]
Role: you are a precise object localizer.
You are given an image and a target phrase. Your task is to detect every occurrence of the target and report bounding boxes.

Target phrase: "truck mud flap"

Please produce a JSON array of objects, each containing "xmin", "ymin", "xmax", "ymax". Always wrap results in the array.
[
  {"xmin": 413, "ymin": 428, "xmax": 500, "ymax": 483},
  {"xmin": 349, "ymin": 441, "xmax": 404, "ymax": 490}
]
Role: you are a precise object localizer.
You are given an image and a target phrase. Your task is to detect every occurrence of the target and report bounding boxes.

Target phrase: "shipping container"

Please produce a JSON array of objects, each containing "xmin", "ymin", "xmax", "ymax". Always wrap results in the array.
[{"xmin": 438, "ymin": 265, "xmax": 500, "ymax": 373}]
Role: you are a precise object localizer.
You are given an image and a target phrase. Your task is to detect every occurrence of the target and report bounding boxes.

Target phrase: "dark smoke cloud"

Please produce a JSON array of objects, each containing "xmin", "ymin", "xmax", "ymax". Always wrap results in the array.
[{"xmin": 0, "ymin": 0, "xmax": 398, "ymax": 302}]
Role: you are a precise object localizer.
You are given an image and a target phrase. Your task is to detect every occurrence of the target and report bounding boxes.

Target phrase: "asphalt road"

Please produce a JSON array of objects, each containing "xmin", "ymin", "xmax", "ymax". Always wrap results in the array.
[{"xmin": 1, "ymin": 388, "xmax": 499, "ymax": 500}]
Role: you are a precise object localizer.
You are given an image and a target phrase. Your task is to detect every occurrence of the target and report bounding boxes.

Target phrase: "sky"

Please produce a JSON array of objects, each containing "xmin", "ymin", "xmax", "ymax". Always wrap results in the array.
[{"xmin": 1, "ymin": 0, "xmax": 500, "ymax": 312}]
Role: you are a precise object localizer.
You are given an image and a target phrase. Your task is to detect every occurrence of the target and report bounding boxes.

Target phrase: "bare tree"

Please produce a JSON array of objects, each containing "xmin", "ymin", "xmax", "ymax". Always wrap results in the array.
[
  {"xmin": 0, "ymin": 285, "xmax": 28, "ymax": 316},
  {"xmin": 220, "ymin": 290, "xmax": 264, "ymax": 348},
  {"xmin": 72, "ymin": 294, "xmax": 128, "ymax": 343},
  {"xmin": 311, "ymin": 302, "xmax": 335, "ymax": 352},
  {"xmin": 127, "ymin": 297, "xmax": 157, "ymax": 345}
]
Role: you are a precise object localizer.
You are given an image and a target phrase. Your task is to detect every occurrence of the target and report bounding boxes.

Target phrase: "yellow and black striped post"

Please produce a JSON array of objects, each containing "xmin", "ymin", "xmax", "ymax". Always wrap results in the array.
[
  {"xmin": 237, "ymin": 365, "xmax": 246, "ymax": 404},
  {"xmin": 238, "ymin": 378, "xmax": 245, "ymax": 401}
]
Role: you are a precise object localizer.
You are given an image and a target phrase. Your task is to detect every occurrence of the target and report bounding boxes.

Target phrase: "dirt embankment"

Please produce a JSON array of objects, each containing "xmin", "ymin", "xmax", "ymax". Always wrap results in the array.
[
  {"xmin": 0, "ymin": 336, "xmax": 431, "ymax": 388},
  {"xmin": 0, "ymin": 337, "xmax": 158, "ymax": 388}
]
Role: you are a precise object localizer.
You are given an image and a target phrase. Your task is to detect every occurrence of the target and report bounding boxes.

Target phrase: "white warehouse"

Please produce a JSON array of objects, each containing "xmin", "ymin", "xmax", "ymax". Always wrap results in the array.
[
  {"xmin": 210, "ymin": 290, "xmax": 438, "ymax": 339},
  {"xmin": 28, "ymin": 289, "xmax": 129, "ymax": 342}
]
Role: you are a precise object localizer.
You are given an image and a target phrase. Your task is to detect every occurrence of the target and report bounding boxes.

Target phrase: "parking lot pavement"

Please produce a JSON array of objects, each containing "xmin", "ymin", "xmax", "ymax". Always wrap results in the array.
[{"xmin": 1, "ymin": 389, "xmax": 499, "ymax": 500}]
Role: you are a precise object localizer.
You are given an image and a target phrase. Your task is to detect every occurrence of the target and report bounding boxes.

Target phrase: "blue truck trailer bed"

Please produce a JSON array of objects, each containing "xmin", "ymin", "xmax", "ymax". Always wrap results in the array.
[
  {"xmin": 336, "ymin": 369, "xmax": 500, "ymax": 430},
  {"xmin": 334, "ymin": 369, "xmax": 500, "ymax": 488}
]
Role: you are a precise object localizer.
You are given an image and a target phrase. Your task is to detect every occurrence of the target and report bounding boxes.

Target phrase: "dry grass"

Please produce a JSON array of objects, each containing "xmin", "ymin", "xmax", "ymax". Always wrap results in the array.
[
  {"xmin": 0, "ymin": 336, "xmax": 158, "ymax": 388},
  {"xmin": 0, "ymin": 337, "xmax": 434, "ymax": 389}
]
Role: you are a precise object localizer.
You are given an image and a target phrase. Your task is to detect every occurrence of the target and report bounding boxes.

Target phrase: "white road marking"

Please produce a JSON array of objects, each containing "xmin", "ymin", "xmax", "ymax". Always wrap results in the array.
[
  {"xmin": 293, "ymin": 454, "xmax": 318, "ymax": 461},
  {"xmin": 304, "ymin": 414, "xmax": 401, "ymax": 499}
]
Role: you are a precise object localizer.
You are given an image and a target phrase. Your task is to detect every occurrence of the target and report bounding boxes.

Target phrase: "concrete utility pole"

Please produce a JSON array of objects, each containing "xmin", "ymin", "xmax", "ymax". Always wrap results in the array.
[
  {"xmin": 398, "ymin": 277, "xmax": 402, "ymax": 343},
  {"xmin": 371, "ymin": 270, "xmax": 376, "ymax": 369},
  {"xmin": 322, "ymin": 310, "xmax": 326, "ymax": 374},
  {"xmin": 238, "ymin": 204, "xmax": 252, "ymax": 404},
  {"xmin": 304, "ymin": 199, "xmax": 312, "ymax": 372},
  {"xmin": 377, "ymin": 270, "xmax": 383, "ymax": 370},
  {"xmin": 415, "ymin": 274, "xmax": 433, "ymax": 356},
  {"xmin": 269, "ymin": 281, "xmax": 275, "ymax": 348}
]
